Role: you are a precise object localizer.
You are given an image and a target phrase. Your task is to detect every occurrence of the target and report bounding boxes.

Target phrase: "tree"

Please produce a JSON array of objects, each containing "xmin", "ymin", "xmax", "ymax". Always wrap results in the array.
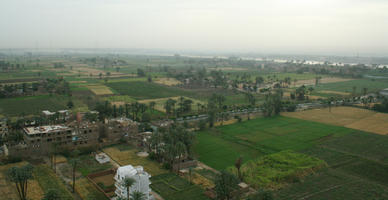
[
  {"xmin": 41, "ymin": 189, "xmax": 60, "ymax": 200},
  {"xmin": 69, "ymin": 150, "xmax": 80, "ymax": 193},
  {"xmin": 149, "ymin": 101, "xmax": 156, "ymax": 113},
  {"xmin": 67, "ymin": 100, "xmax": 74, "ymax": 109},
  {"xmin": 363, "ymin": 87, "xmax": 368, "ymax": 96},
  {"xmin": 130, "ymin": 191, "xmax": 146, "ymax": 200},
  {"xmin": 215, "ymin": 171, "xmax": 239, "ymax": 200},
  {"xmin": 7, "ymin": 164, "xmax": 34, "ymax": 200},
  {"xmin": 175, "ymin": 141, "xmax": 187, "ymax": 171},
  {"xmin": 137, "ymin": 68, "xmax": 146, "ymax": 77},
  {"xmin": 234, "ymin": 157, "xmax": 243, "ymax": 181},
  {"xmin": 123, "ymin": 177, "xmax": 136, "ymax": 200},
  {"xmin": 262, "ymin": 90, "xmax": 283, "ymax": 117}
]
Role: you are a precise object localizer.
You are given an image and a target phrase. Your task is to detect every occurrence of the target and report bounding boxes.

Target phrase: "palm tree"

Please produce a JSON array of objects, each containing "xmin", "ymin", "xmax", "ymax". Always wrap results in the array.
[
  {"xmin": 130, "ymin": 191, "xmax": 146, "ymax": 200},
  {"xmin": 122, "ymin": 177, "xmax": 136, "ymax": 200},
  {"xmin": 175, "ymin": 142, "xmax": 187, "ymax": 172}
]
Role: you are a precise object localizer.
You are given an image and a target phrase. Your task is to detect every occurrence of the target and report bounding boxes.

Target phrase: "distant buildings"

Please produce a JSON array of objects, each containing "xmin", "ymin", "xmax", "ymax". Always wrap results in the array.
[
  {"xmin": 114, "ymin": 165, "xmax": 151, "ymax": 200},
  {"xmin": 380, "ymin": 88, "xmax": 388, "ymax": 97}
]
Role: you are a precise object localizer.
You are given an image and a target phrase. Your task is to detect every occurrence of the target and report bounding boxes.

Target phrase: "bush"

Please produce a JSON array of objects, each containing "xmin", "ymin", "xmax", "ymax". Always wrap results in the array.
[
  {"xmin": 199, "ymin": 120, "xmax": 207, "ymax": 130},
  {"xmin": 234, "ymin": 115, "xmax": 242, "ymax": 122},
  {"xmin": 1, "ymin": 156, "xmax": 22, "ymax": 164}
]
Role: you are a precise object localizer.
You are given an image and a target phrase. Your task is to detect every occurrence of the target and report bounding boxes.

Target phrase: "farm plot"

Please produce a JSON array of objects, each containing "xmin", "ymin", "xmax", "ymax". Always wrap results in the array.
[
  {"xmin": 0, "ymin": 162, "xmax": 44, "ymax": 200},
  {"xmin": 294, "ymin": 77, "xmax": 353, "ymax": 87},
  {"xmin": 103, "ymin": 146, "xmax": 167, "ymax": 176},
  {"xmin": 282, "ymin": 106, "xmax": 388, "ymax": 135},
  {"xmin": 34, "ymin": 165, "xmax": 73, "ymax": 200},
  {"xmin": 154, "ymin": 77, "xmax": 182, "ymax": 86},
  {"xmin": 228, "ymin": 150, "xmax": 327, "ymax": 189},
  {"xmin": 75, "ymin": 178, "xmax": 108, "ymax": 200},
  {"xmin": 77, "ymin": 154, "xmax": 113, "ymax": 176},
  {"xmin": 0, "ymin": 95, "xmax": 68, "ymax": 116},
  {"xmin": 150, "ymin": 173, "xmax": 210, "ymax": 200},
  {"xmin": 86, "ymin": 84, "xmax": 114, "ymax": 95},
  {"xmin": 194, "ymin": 116, "xmax": 352, "ymax": 170},
  {"xmin": 314, "ymin": 79, "xmax": 388, "ymax": 94},
  {"xmin": 276, "ymin": 169, "xmax": 388, "ymax": 200},
  {"xmin": 106, "ymin": 81, "xmax": 193, "ymax": 100}
]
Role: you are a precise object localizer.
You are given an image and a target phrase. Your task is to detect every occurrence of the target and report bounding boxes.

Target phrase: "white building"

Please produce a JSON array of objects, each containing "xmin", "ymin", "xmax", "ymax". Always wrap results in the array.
[{"xmin": 114, "ymin": 165, "xmax": 151, "ymax": 200}]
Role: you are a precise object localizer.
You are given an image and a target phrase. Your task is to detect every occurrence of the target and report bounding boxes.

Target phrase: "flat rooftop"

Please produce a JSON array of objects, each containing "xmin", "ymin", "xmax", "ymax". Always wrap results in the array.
[{"xmin": 24, "ymin": 125, "xmax": 71, "ymax": 135}]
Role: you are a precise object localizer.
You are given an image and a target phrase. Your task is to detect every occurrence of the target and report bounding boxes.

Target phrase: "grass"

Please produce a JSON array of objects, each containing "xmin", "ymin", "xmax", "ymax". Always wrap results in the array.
[
  {"xmin": 34, "ymin": 165, "xmax": 73, "ymax": 200},
  {"xmin": 106, "ymin": 81, "xmax": 193, "ymax": 100},
  {"xmin": 228, "ymin": 150, "xmax": 327, "ymax": 189},
  {"xmin": 150, "ymin": 173, "xmax": 210, "ymax": 200},
  {"xmin": 194, "ymin": 116, "xmax": 351, "ymax": 170}
]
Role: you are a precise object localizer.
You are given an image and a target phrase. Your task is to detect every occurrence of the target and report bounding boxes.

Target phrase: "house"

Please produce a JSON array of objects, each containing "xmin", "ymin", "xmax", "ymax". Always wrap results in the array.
[
  {"xmin": 0, "ymin": 118, "xmax": 7, "ymax": 137},
  {"xmin": 21, "ymin": 122, "xmax": 99, "ymax": 153},
  {"xmin": 106, "ymin": 118, "xmax": 138, "ymax": 142},
  {"xmin": 114, "ymin": 165, "xmax": 151, "ymax": 200}
]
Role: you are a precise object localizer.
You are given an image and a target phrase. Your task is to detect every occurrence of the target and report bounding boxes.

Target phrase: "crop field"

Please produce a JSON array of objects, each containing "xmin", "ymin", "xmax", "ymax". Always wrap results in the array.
[
  {"xmin": 86, "ymin": 84, "xmax": 114, "ymax": 95},
  {"xmin": 294, "ymin": 77, "xmax": 353, "ymax": 87},
  {"xmin": 276, "ymin": 169, "xmax": 388, "ymax": 200},
  {"xmin": 150, "ymin": 173, "xmax": 210, "ymax": 200},
  {"xmin": 103, "ymin": 95, "xmax": 136, "ymax": 104},
  {"xmin": 0, "ymin": 95, "xmax": 68, "ymax": 116},
  {"xmin": 314, "ymin": 79, "xmax": 388, "ymax": 94},
  {"xmin": 0, "ymin": 162, "xmax": 44, "ymax": 200},
  {"xmin": 106, "ymin": 81, "xmax": 194, "ymax": 100},
  {"xmin": 77, "ymin": 154, "xmax": 113, "ymax": 176},
  {"xmin": 228, "ymin": 150, "xmax": 327, "ymax": 189},
  {"xmin": 154, "ymin": 77, "xmax": 181, "ymax": 86},
  {"xmin": 282, "ymin": 106, "xmax": 388, "ymax": 135},
  {"xmin": 103, "ymin": 146, "xmax": 167, "ymax": 176},
  {"xmin": 194, "ymin": 116, "xmax": 351, "ymax": 170},
  {"xmin": 75, "ymin": 178, "xmax": 108, "ymax": 200},
  {"xmin": 34, "ymin": 165, "xmax": 73, "ymax": 200}
]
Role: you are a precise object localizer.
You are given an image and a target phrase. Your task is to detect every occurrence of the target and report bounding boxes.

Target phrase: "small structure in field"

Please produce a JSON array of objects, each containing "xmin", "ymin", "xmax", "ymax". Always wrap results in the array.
[
  {"xmin": 114, "ymin": 165, "xmax": 151, "ymax": 199},
  {"xmin": 95, "ymin": 152, "xmax": 110, "ymax": 164}
]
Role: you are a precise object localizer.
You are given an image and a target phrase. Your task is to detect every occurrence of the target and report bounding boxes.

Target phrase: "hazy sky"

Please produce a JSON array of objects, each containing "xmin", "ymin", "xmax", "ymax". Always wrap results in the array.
[{"xmin": 1, "ymin": 0, "xmax": 388, "ymax": 56}]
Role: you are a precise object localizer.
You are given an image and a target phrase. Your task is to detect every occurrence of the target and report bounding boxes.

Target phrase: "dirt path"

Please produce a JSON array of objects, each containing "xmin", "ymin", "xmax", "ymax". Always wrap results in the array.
[
  {"xmin": 151, "ymin": 191, "xmax": 164, "ymax": 200},
  {"xmin": 197, "ymin": 161, "xmax": 220, "ymax": 174}
]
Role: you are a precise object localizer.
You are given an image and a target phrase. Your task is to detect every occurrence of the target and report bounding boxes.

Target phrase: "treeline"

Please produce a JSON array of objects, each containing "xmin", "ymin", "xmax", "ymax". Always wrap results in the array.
[{"xmin": 0, "ymin": 78, "xmax": 71, "ymax": 98}]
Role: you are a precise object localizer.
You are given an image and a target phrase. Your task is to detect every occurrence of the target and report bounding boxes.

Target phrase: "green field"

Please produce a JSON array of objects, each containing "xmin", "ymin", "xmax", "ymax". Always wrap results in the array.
[
  {"xmin": 0, "ymin": 95, "xmax": 88, "ymax": 116},
  {"xmin": 34, "ymin": 165, "xmax": 73, "ymax": 200},
  {"xmin": 106, "ymin": 81, "xmax": 193, "ymax": 100},
  {"xmin": 76, "ymin": 154, "xmax": 113, "ymax": 176},
  {"xmin": 228, "ymin": 150, "xmax": 327, "ymax": 189},
  {"xmin": 194, "ymin": 116, "xmax": 351, "ymax": 170},
  {"xmin": 315, "ymin": 79, "xmax": 388, "ymax": 94},
  {"xmin": 150, "ymin": 173, "xmax": 210, "ymax": 200},
  {"xmin": 194, "ymin": 115, "xmax": 388, "ymax": 199},
  {"xmin": 0, "ymin": 95, "xmax": 68, "ymax": 116}
]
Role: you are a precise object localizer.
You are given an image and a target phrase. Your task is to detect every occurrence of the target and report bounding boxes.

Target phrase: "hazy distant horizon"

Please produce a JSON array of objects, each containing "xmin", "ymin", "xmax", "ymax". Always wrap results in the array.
[{"xmin": 1, "ymin": 0, "xmax": 388, "ymax": 56}]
